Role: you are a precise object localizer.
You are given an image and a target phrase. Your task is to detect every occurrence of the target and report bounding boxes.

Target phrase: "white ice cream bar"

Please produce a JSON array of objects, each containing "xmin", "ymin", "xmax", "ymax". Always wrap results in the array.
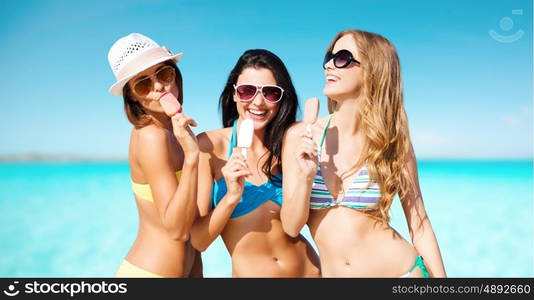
[{"xmin": 237, "ymin": 119, "xmax": 254, "ymax": 159}]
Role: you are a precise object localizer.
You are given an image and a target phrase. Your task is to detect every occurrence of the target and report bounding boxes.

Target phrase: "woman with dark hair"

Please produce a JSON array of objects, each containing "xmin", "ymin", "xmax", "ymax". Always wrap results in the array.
[
  {"xmin": 190, "ymin": 49, "xmax": 320, "ymax": 277},
  {"xmin": 107, "ymin": 33, "xmax": 202, "ymax": 277}
]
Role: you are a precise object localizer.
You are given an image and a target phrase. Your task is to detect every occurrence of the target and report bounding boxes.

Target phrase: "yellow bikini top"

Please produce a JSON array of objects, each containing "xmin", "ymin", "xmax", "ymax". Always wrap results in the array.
[{"xmin": 131, "ymin": 171, "xmax": 182, "ymax": 203}]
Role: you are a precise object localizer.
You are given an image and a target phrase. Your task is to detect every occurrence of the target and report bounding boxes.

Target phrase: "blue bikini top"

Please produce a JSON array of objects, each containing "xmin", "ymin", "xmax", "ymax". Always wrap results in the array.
[{"xmin": 211, "ymin": 120, "xmax": 283, "ymax": 218}]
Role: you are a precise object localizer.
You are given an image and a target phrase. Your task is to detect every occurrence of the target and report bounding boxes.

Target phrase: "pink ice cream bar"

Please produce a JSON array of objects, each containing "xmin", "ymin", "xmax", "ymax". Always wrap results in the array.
[
  {"xmin": 159, "ymin": 93, "xmax": 182, "ymax": 116},
  {"xmin": 303, "ymin": 97, "xmax": 319, "ymax": 125},
  {"xmin": 303, "ymin": 98, "xmax": 320, "ymax": 178}
]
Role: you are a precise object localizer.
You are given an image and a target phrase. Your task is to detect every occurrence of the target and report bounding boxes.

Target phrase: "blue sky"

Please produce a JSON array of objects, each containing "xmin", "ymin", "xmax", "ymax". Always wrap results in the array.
[{"xmin": 0, "ymin": 0, "xmax": 531, "ymax": 159}]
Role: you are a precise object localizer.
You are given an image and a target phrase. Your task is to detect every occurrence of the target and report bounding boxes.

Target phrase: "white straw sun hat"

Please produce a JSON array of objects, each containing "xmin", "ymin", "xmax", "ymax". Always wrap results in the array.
[{"xmin": 107, "ymin": 33, "xmax": 183, "ymax": 96}]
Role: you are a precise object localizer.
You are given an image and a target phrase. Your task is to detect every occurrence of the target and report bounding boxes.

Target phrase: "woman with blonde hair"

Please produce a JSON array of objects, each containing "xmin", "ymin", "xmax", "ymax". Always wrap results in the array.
[
  {"xmin": 281, "ymin": 30, "xmax": 446, "ymax": 277},
  {"xmin": 107, "ymin": 33, "xmax": 202, "ymax": 277}
]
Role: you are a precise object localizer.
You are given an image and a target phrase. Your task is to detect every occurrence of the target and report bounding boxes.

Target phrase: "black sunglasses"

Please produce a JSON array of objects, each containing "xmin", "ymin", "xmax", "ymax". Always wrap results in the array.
[{"xmin": 323, "ymin": 49, "xmax": 360, "ymax": 69}]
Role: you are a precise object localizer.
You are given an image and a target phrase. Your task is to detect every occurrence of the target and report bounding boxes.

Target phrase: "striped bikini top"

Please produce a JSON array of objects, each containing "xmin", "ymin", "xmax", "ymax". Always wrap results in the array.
[{"xmin": 310, "ymin": 115, "xmax": 381, "ymax": 210}]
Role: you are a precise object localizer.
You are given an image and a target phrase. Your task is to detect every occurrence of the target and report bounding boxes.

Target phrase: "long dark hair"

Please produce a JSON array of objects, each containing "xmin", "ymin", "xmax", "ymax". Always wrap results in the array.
[
  {"xmin": 122, "ymin": 60, "xmax": 183, "ymax": 128},
  {"xmin": 219, "ymin": 49, "xmax": 298, "ymax": 183}
]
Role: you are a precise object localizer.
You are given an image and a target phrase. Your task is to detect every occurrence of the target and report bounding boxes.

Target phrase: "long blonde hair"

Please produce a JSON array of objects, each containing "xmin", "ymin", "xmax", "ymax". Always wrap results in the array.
[{"xmin": 326, "ymin": 30, "xmax": 414, "ymax": 223}]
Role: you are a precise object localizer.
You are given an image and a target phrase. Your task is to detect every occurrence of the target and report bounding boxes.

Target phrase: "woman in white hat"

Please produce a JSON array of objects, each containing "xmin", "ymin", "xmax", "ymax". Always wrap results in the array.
[{"xmin": 108, "ymin": 33, "xmax": 202, "ymax": 277}]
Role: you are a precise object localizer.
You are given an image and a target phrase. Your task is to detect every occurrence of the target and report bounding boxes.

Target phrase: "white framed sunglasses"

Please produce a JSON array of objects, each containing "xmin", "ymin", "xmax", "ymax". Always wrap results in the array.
[{"xmin": 233, "ymin": 83, "xmax": 285, "ymax": 103}]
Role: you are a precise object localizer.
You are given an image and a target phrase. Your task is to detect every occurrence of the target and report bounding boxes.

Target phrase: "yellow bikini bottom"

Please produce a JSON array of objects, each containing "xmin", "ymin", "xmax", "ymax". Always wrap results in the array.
[{"xmin": 115, "ymin": 260, "xmax": 163, "ymax": 278}]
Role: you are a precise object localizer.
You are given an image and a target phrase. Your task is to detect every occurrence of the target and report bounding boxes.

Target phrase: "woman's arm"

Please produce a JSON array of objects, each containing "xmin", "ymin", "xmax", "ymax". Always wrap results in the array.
[
  {"xmin": 136, "ymin": 116, "xmax": 199, "ymax": 242},
  {"xmin": 401, "ymin": 145, "xmax": 447, "ymax": 277},
  {"xmin": 189, "ymin": 132, "xmax": 250, "ymax": 252},
  {"xmin": 280, "ymin": 122, "xmax": 318, "ymax": 237}
]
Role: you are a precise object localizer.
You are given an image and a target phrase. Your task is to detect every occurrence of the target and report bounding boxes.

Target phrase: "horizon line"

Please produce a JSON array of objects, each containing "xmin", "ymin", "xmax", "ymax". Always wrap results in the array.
[{"xmin": 0, "ymin": 154, "xmax": 532, "ymax": 163}]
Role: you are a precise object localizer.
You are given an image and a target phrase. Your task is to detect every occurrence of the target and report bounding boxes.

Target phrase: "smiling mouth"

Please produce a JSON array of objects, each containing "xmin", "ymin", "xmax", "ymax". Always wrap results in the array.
[
  {"xmin": 248, "ymin": 108, "xmax": 267, "ymax": 120},
  {"xmin": 326, "ymin": 75, "xmax": 339, "ymax": 83}
]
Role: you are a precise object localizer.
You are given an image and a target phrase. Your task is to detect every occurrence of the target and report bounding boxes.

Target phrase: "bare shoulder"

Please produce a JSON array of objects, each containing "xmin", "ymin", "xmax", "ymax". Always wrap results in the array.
[
  {"xmin": 315, "ymin": 115, "xmax": 331, "ymax": 127},
  {"xmin": 285, "ymin": 114, "xmax": 330, "ymax": 141},
  {"xmin": 134, "ymin": 124, "xmax": 168, "ymax": 146},
  {"xmin": 131, "ymin": 125, "xmax": 171, "ymax": 162},
  {"xmin": 285, "ymin": 121, "xmax": 305, "ymax": 139},
  {"xmin": 128, "ymin": 125, "xmax": 174, "ymax": 180},
  {"xmin": 197, "ymin": 127, "xmax": 232, "ymax": 156}
]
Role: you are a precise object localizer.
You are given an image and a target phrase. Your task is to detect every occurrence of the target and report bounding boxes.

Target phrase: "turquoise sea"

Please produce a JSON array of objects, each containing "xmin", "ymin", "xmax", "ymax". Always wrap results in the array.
[{"xmin": 0, "ymin": 161, "xmax": 532, "ymax": 277}]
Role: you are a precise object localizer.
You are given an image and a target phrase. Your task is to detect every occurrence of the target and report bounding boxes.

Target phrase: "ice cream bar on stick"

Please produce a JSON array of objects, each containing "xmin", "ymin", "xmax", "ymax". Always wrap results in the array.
[
  {"xmin": 303, "ymin": 97, "xmax": 319, "ymax": 136},
  {"xmin": 160, "ymin": 93, "xmax": 182, "ymax": 117},
  {"xmin": 304, "ymin": 98, "xmax": 320, "ymax": 184},
  {"xmin": 237, "ymin": 119, "xmax": 254, "ymax": 160}
]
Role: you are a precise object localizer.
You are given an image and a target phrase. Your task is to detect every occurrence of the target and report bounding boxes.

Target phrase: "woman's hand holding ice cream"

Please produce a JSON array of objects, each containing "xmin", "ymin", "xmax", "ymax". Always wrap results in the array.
[{"xmin": 160, "ymin": 93, "xmax": 199, "ymax": 158}]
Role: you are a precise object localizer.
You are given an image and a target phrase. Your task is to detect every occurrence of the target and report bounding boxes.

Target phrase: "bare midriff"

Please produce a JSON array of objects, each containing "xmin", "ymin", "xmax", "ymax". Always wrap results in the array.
[
  {"xmin": 222, "ymin": 201, "xmax": 320, "ymax": 277},
  {"xmin": 308, "ymin": 205, "xmax": 419, "ymax": 277},
  {"xmin": 124, "ymin": 195, "xmax": 199, "ymax": 277}
]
